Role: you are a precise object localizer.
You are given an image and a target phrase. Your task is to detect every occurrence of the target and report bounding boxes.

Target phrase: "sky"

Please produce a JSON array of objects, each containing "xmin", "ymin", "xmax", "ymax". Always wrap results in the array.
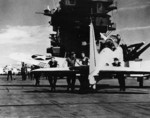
[
  {"xmin": 112, "ymin": 0, "xmax": 150, "ymax": 60},
  {"xmin": 0, "ymin": 0, "xmax": 60, "ymax": 67},
  {"xmin": 0, "ymin": 0, "xmax": 150, "ymax": 67}
]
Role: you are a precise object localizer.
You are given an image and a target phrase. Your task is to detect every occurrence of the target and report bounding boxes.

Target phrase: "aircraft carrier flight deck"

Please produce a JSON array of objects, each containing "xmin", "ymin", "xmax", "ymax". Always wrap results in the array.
[{"xmin": 0, "ymin": 75, "xmax": 150, "ymax": 118}]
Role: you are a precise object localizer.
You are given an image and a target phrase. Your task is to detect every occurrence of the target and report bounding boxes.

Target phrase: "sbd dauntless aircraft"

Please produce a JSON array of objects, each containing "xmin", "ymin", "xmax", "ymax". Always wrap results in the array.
[
  {"xmin": 9, "ymin": 53, "xmax": 68, "ymax": 68},
  {"xmin": 10, "ymin": 22, "xmax": 150, "ymax": 91}
]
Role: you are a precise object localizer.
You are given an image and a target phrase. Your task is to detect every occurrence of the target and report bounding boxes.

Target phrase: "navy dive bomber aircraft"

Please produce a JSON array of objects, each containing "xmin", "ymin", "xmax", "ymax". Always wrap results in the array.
[{"xmin": 10, "ymin": 22, "xmax": 150, "ymax": 91}]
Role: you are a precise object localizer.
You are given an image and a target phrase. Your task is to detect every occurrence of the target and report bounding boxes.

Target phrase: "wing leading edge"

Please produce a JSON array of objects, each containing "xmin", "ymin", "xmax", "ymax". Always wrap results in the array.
[{"xmin": 100, "ymin": 66, "xmax": 150, "ymax": 74}]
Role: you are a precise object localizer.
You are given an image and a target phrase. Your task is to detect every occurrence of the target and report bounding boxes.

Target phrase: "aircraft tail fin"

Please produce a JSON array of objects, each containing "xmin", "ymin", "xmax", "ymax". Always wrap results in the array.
[{"xmin": 89, "ymin": 22, "xmax": 99, "ymax": 74}]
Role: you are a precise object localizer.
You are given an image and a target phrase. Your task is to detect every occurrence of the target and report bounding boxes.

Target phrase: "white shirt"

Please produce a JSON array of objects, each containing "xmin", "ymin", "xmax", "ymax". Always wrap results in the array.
[{"xmin": 7, "ymin": 65, "xmax": 13, "ymax": 71}]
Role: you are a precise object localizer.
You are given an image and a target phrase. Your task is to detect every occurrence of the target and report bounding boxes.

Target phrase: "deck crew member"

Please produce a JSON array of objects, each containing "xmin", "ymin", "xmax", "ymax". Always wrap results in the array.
[
  {"xmin": 33, "ymin": 65, "xmax": 41, "ymax": 86},
  {"xmin": 111, "ymin": 35, "xmax": 125, "ymax": 91},
  {"xmin": 30, "ymin": 65, "xmax": 34, "ymax": 80},
  {"xmin": 80, "ymin": 52, "xmax": 89, "ymax": 66},
  {"xmin": 66, "ymin": 52, "xmax": 77, "ymax": 92},
  {"xmin": 21, "ymin": 62, "xmax": 27, "ymax": 81},
  {"xmin": 112, "ymin": 58, "xmax": 125, "ymax": 91},
  {"xmin": 48, "ymin": 57, "xmax": 58, "ymax": 91},
  {"xmin": 6, "ymin": 64, "xmax": 13, "ymax": 81},
  {"xmin": 79, "ymin": 52, "xmax": 89, "ymax": 93}
]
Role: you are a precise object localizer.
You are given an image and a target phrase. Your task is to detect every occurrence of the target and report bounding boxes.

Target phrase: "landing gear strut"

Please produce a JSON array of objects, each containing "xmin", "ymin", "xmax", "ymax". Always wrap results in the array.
[{"xmin": 137, "ymin": 77, "xmax": 143, "ymax": 87}]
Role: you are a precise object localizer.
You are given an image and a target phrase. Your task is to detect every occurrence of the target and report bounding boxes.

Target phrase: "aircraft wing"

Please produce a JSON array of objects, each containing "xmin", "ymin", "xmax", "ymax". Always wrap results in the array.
[
  {"xmin": 99, "ymin": 66, "xmax": 150, "ymax": 74},
  {"xmin": 31, "ymin": 67, "xmax": 80, "ymax": 76},
  {"xmin": 9, "ymin": 53, "xmax": 67, "ymax": 68},
  {"xmin": 9, "ymin": 53, "xmax": 40, "ymax": 65},
  {"xmin": 32, "ymin": 65, "xmax": 150, "ymax": 75},
  {"xmin": 32, "ymin": 66, "xmax": 89, "ymax": 75},
  {"xmin": 32, "ymin": 67, "xmax": 70, "ymax": 72}
]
